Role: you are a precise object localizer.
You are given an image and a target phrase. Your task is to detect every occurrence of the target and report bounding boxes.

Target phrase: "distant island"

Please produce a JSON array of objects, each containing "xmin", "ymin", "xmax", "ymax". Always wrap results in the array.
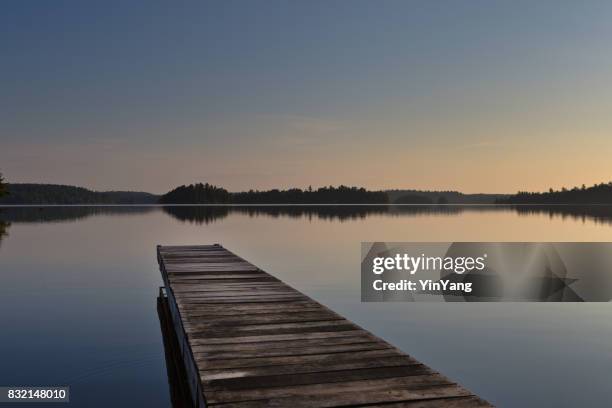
[
  {"xmin": 497, "ymin": 182, "xmax": 612, "ymax": 204},
  {"xmin": 158, "ymin": 183, "xmax": 508, "ymax": 204},
  {"xmin": 158, "ymin": 183, "xmax": 390, "ymax": 204}
]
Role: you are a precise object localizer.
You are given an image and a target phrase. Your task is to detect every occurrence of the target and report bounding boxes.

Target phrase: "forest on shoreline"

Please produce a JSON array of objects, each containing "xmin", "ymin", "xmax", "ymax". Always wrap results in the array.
[
  {"xmin": 497, "ymin": 182, "xmax": 612, "ymax": 204},
  {"xmin": 0, "ymin": 180, "xmax": 497, "ymax": 204},
  {"xmin": 0, "ymin": 183, "xmax": 158, "ymax": 205},
  {"xmin": 2, "ymin": 177, "xmax": 612, "ymax": 205}
]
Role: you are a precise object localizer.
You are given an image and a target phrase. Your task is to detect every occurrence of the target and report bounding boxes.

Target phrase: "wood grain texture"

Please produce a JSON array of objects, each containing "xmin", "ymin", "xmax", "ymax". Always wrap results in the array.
[{"xmin": 158, "ymin": 244, "xmax": 491, "ymax": 407}]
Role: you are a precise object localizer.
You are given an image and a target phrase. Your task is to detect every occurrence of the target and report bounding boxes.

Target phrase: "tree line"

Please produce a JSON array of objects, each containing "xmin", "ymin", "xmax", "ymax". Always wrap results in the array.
[
  {"xmin": 498, "ymin": 182, "xmax": 612, "ymax": 204},
  {"xmin": 158, "ymin": 183, "xmax": 390, "ymax": 204},
  {"xmin": 5, "ymin": 173, "xmax": 612, "ymax": 205},
  {"xmin": 0, "ymin": 181, "xmax": 158, "ymax": 204},
  {"xmin": 0, "ymin": 173, "xmax": 7, "ymax": 198}
]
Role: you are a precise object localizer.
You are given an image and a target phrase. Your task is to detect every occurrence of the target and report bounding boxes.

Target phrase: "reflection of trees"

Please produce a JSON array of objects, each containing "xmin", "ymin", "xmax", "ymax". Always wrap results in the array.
[
  {"xmin": 512, "ymin": 205, "xmax": 612, "ymax": 225},
  {"xmin": 163, "ymin": 204, "xmax": 612, "ymax": 225},
  {"xmin": 0, "ymin": 221, "xmax": 9, "ymax": 248},
  {"xmin": 162, "ymin": 205, "xmax": 468, "ymax": 224},
  {"xmin": 162, "ymin": 206, "xmax": 231, "ymax": 224},
  {"xmin": 2, "ymin": 204, "xmax": 612, "ymax": 228},
  {"xmin": 0, "ymin": 206, "xmax": 155, "ymax": 223}
]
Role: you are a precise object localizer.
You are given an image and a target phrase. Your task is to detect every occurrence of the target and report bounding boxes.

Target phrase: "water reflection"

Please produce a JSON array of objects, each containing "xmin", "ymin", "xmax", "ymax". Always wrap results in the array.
[
  {"xmin": 163, "ymin": 205, "xmax": 230, "ymax": 224},
  {"xmin": 162, "ymin": 205, "xmax": 485, "ymax": 224},
  {"xmin": 513, "ymin": 205, "xmax": 612, "ymax": 225},
  {"xmin": 0, "ymin": 206, "xmax": 156, "ymax": 223},
  {"xmin": 1, "ymin": 204, "xmax": 612, "ymax": 227},
  {"xmin": 0, "ymin": 221, "xmax": 9, "ymax": 247},
  {"xmin": 2, "ymin": 204, "xmax": 612, "ymax": 406},
  {"xmin": 163, "ymin": 204, "xmax": 612, "ymax": 225}
]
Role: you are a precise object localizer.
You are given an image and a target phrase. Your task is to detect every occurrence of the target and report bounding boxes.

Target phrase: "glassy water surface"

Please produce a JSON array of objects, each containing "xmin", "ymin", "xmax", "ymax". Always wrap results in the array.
[{"xmin": 0, "ymin": 205, "xmax": 611, "ymax": 407}]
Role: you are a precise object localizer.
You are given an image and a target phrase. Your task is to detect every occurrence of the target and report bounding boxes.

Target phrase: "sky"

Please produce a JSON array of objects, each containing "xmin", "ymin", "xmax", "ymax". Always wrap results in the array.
[{"xmin": 2, "ymin": 0, "xmax": 612, "ymax": 194}]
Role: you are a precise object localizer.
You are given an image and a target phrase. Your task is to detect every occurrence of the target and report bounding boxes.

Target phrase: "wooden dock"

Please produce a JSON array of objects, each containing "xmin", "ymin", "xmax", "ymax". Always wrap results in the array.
[{"xmin": 157, "ymin": 244, "xmax": 491, "ymax": 407}]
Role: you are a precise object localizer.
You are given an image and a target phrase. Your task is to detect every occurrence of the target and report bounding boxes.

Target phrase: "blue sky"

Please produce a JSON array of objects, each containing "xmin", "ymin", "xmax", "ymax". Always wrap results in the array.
[{"xmin": 2, "ymin": 1, "xmax": 612, "ymax": 193}]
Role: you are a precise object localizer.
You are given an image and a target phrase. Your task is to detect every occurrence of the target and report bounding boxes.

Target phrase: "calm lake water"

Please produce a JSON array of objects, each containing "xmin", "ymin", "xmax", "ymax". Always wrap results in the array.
[{"xmin": 0, "ymin": 205, "xmax": 611, "ymax": 407}]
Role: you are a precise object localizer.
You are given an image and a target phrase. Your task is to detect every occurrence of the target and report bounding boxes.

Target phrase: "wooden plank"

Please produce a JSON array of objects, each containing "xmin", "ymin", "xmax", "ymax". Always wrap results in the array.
[
  {"xmin": 169, "ymin": 273, "xmax": 270, "ymax": 280},
  {"xmin": 189, "ymin": 329, "xmax": 371, "ymax": 345},
  {"xmin": 192, "ymin": 342, "xmax": 391, "ymax": 360},
  {"xmin": 181, "ymin": 307, "xmax": 326, "ymax": 318},
  {"xmin": 364, "ymin": 397, "xmax": 493, "ymax": 407},
  {"xmin": 157, "ymin": 244, "xmax": 491, "ymax": 407},
  {"xmin": 184, "ymin": 312, "xmax": 341, "ymax": 326},
  {"xmin": 204, "ymin": 375, "xmax": 464, "ymax": 404},
  {"xmin": 176, "ymin": 291, "xmax": 301, "ymax": 300},
  {"xmin": 166, "ymin": 266, "xmax": 261, "ymax": 273},
  {"xmin": 210, "ymin": 389, "xmax": 484, "ymax": 407},
  {"xmin": 184, "ymin": 320, "xmax": 359, "ymax": 337},
  {"xmin": 205, "ymin": 365, "xmax": 435, "ymax": 391},
  {"xmin": 177, "ymin": 296, "xmax": 308, "ymax": 305},
  {"xmin": 195, "ymin": 349, "xmax": 406, "ymax": 370},
  {"xmin": 200, "ymin": 355, "xmax": 420, "ymax": 381},
  {"xmin": 192, "ymin": 334, "xmax": 378, "ymax": 352},
  {"xmin": 177, "ymin": 301, "xmax": 320, "ymax": 315}
]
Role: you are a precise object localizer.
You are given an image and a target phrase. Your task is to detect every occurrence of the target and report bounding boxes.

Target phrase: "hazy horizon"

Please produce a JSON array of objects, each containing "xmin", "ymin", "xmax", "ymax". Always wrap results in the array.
[{"xmin": 3, "ymin": 1, "xmax": 612, "ymax": 194}]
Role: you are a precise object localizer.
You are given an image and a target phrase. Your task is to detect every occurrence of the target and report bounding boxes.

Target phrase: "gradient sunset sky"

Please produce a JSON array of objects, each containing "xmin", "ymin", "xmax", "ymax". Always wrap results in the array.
[{"xmin": 2, "ymin": 1, "xmax": 612, "ymax": 194}]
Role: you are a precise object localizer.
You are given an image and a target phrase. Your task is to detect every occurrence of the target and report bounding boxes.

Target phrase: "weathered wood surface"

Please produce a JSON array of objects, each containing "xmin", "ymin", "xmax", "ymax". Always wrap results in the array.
[{"xmin": 157, "ymin": 244, "xmax": 491, "ymax": 407}]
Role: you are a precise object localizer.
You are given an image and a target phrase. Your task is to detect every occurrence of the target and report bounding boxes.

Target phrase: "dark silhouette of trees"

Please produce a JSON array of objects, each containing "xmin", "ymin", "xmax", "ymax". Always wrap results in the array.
[
  {"xmin": 232, "ymin": 185, "xmax": 389, "ymax": 204},
  {"xmin": 394, "ymin": 194, "xmax": 433, "ymax": 204},
  {"xmin": 387, "ymin": 189, "xmax": 505, "ymax": 204},
  {"xmin": 498, "ymin": 182, "xmax": 612, "ymax": 204},
  {"xmin": 0, "ymin": 183, "xmax": 158, "ymax": 204},
  {"xmin": 0, "ymin": 173, "xmax": 8, "ymax": 247},
  {"xmin": 158, "ymin": 183, "xmax": 231, "ymax": 204},
  {"xmin": 0, "ymin": 173, "xmax": 7, "ymax": 197},
  {"xmin": 159, "ymin": 183, "xmax": 389, "ymax": 204}
]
